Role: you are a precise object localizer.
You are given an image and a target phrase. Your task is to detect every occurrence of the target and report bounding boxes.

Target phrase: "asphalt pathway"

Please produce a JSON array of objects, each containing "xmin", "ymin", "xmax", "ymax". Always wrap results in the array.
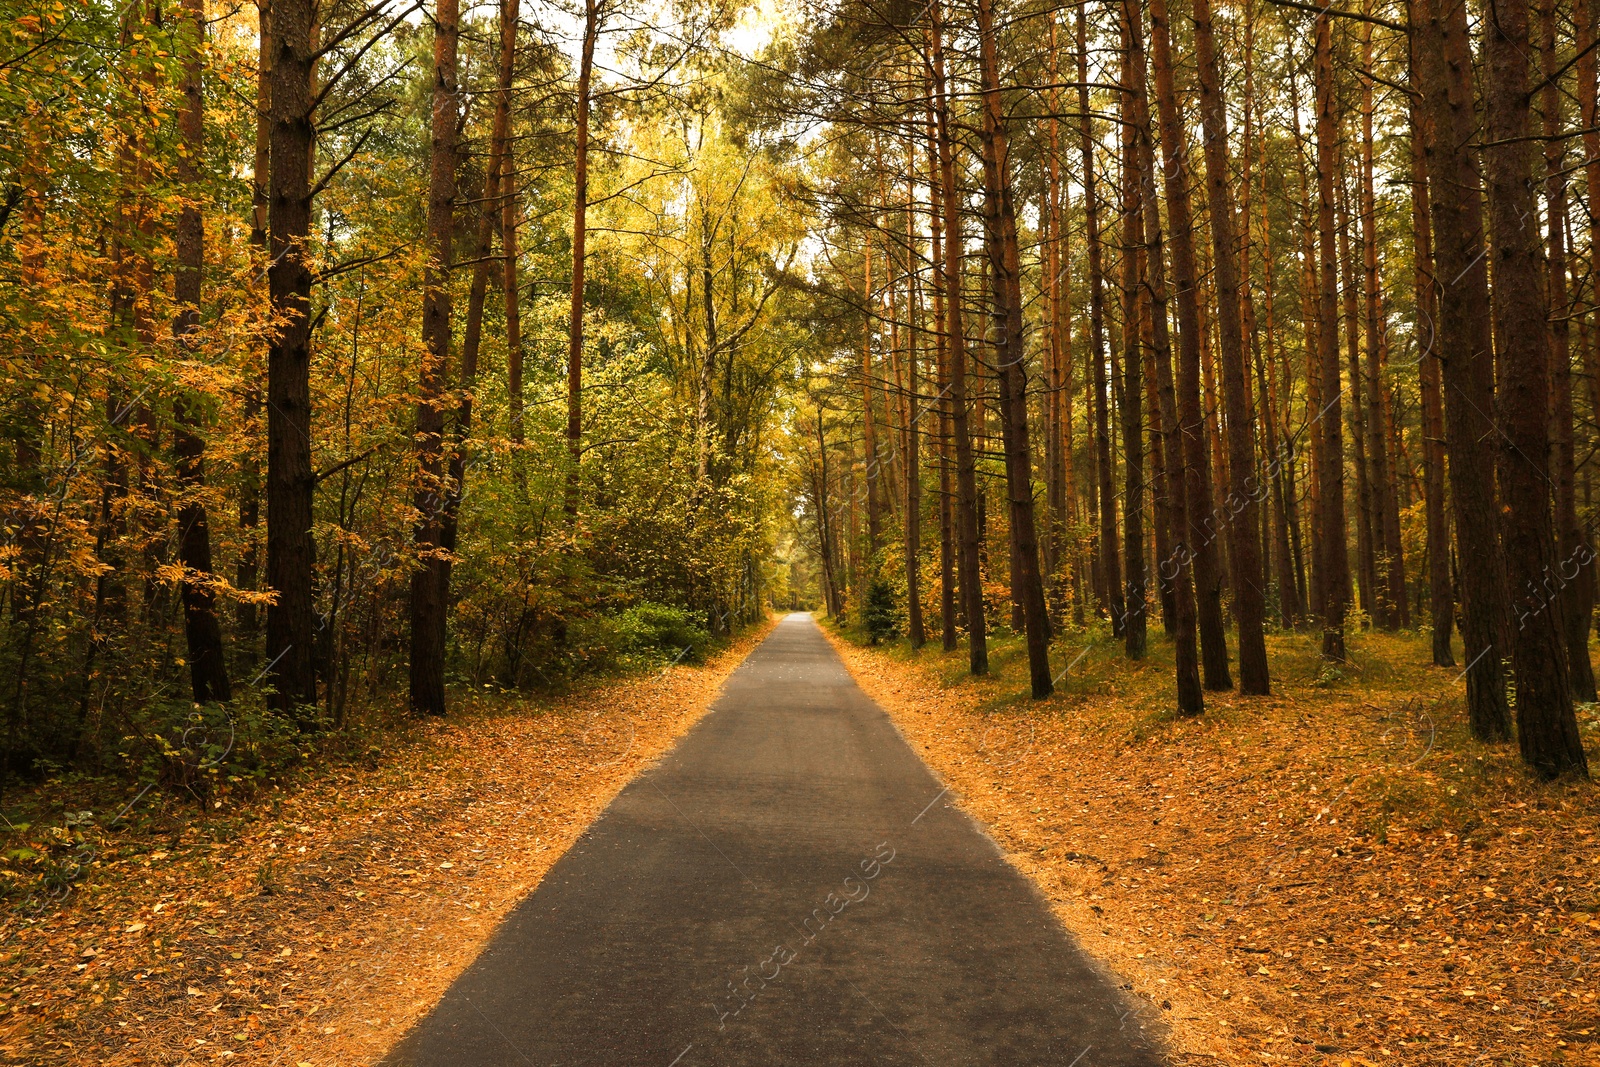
[{"xmin": 387, "ymin": 612, "xmax": 1163, "ymax": 1066}]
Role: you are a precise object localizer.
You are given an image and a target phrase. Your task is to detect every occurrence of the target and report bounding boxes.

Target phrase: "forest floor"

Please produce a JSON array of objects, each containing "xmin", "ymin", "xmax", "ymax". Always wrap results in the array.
[
  {"xmin": 0, "ymin": 616, "xmax": 775, "ymax": 1067},
  {"xmin": 827, "ymin": 620, "xmax": 1600, "ymax": 1066}
]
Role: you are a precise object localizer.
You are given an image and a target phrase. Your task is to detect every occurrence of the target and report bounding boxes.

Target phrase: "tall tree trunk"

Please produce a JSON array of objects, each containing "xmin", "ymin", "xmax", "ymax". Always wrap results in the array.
[
  {"xmin": 410, "ymin": 0, "xmax": 460, "ymax": 717},
  {"xmin": 564, "ymin": 0, "xmax": 597, "ymax": 516},
  {"xmin": 862, "ymin": 243, "xmax": 882, "ymax": 567},
  {"xmin": 1360, "ymin": 14, "xmax": 1406, "ymax": 631},
  {"xmin": 1192, "ymin": 0, "xmax": 1267, "ymax": 692},
  {"xmin": 1290, "ymin": 55, "xmax": 1325, "ymax": 625},
  {"xmin": 171, "ymin": 0, "xmax": 230, "ymax": 705},
  {"xmin": 503, "ymin": 0, "xmax": 524, "ymax": 447},
  {"xmin": 924, "ymin": 85, "xmax": 959, "ymax": 652},
  {"xmin": 1542, "ymin": 0, "xmax": 1597, "ymax": 701},
  {"xmin": 440, "ymin": 0, "xmax": 515, "ymax": 677},
  {"xmin": 929, "ymin": 0, "xmax": 987, "ymax": 673},
  {"xmin": 1339, "ymin": 167, "xmax": 1379, "ymax": 632},
  {"xmin": 1408, "ymin": 87, "xmax": 1454, "ymax": 667},
  {"xmin": 905, "ymin": 166, "xmax": 927, "ymax": 649},
  {"xmin": 1119, "ymin": 26, "xmax": 1147, "ymax": 660},
  {"xmin": 1483, "ymin": 0, "xmax": 1588, "ymax": 777},
  {"xmin": 1313, "ymin": 12, "xmax": 1351, "ymax": 661},
  {"xmin": 1257, "ymin": 95, "xmax": 1301, "ymax": 628},
  {"xmin": 1127, "ymin": 0, "xmax": 1202, "ymax": 712},
  {"xmin": 1576, "ymin": 0, "xmax": 1600, "ymax": 692},
  {"xmin": 265, "ymin": 0, "xmax": 320, "ymax": 716},
  {"xmin": 1044, "ymin": 16, "xmax": 1067, "ymax": 618},
  {"xmin": 1413, "ymin": 0, "xmax": 1512, "ymax": 738},
  {"xmin": 977, "ymin": 0, "xmax": 1051, "ymax": 696},
  {"xmin": 239, "ymin": 0, "xmax": 270, "ymax": 658},
  {"xmin": 1080, "ymin": 1, "xmax": 1123, "ymax": 639},
  {"xmin": 1148, "ymin": 0, "xmax": 1231, "ymax": 689}
]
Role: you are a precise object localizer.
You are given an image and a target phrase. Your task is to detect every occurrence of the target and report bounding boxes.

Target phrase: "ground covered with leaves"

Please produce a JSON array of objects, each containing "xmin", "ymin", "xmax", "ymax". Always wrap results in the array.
[
  {"xmin": 0, "ymin": 619, "xmax": 772, "ymax": 1066},
  {"xmin": 829, "ymin": 624, "xmax": 1600, "ymax": 1066}
]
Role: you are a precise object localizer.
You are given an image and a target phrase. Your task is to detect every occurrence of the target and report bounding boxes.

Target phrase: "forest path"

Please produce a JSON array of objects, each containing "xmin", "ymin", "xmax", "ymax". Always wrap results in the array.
[{"xmin": 386, "ymin": 613, "xmax": 1161, "ymax": 1066}]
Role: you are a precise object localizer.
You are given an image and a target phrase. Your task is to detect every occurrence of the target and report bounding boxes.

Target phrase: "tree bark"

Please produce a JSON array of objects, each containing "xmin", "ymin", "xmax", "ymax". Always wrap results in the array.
[
  {"xmin": 265, "ymin": 0, "xmax": 320, "ymax": 716},
  {"xmin": 1413, "ymin": 0, "xmax": 1512, "ymax": 738},
  {"xmin": 1080, "ymin": 1, "xmax": 1123, "ymax": 640},
  {"xmin": 565, "ymin": 0, "xmax": 598, "ymax": 516},
  {"xmin": 1127, "ymin": 0, "xmax": 1202, "ymax": 713},
  {"xmin": 1148, "ymin": 0, "xmax": 1231, "ymax": 689},
  {"xmin": 1313, "ymin": 12, "xmax": 1351, "ymax": 661},
  {"xmin": 1360, "ymin": 15, "xmax": 1406, "ymax": 631},
  {"xmin": 1483, "ymin": 0, "xmax": 1588, "ymax": 777},
  {"xmin": 977, "ymin": 0, "xmax": 1050, "ymax": 696},
  {"xmin": 928, "ymin": 0, "xmax": 986, "ymax": 673},
  {"xmin": 409, "ymin": 0, "xmax": 459, "ymax": 717},
  {"xmin": 1118, "ymin": 19, "xmax": 1147, "ymax": 660},
  {"xmin": 172, "ymin": 0, "xmax": 230, "ymax": 705},
  {"xmin": 1541, "ymin": 0, "xmax": 1597, "ymax": 701},
  {"xmin": 1408, "ymin": 88, "xmax": 1454, "ymax": 668},
  {"xmin": 1191, "ymin": 0, "xmax": 1267, "ymax": 692}
]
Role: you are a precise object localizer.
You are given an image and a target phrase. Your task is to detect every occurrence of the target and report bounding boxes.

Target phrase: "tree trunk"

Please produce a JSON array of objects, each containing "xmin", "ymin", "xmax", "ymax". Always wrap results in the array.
[
  {"xmin": 905, "ymin": 166, "xmax": 927, "ymax": 649},
  {"xmin": 1127, "ymin": 0, "xmax": 1202, "ymax": 713},
  {"xmin": 1408, "ymin": 88, "xmax": 1454, "ymax": 667},
  {"xmin": 929, "ymin": 0, "xmax": 986, "ymax": 673},
  {"xmin": 565, "ymin": 0, "xmax": 597, "ymax": 516},
  {"xmin": 503, "ymin": 0, "xmax": 524, "ymax": 446},
  {"xmin": 1191, "ymin": 0, "xmax": 1266, "ymax": 692},
  {"xmin": 172, "ymin": 0, "xmax": 230, "ymax": 705},
  {"xmin": 1413, "ymin": 0, "xmax": 1512, "ymax": 738},
  {"xmin": 1360, "ymin": 15, "xmax": 1406, "ymax": 631},
  {"xmin": 1118, "ymin": 24, "xmax": 1147, "ymax": 660},
  {"xmin": 977, "ymin": 0, "xmax": 1050, "ymax": 696},
  {"xmin": 410, "ymin": 0, "xmax": 459, "ymax": 717},
  {"xmin": 1148, "ymin": 0, "xmax": 1231, "ymax": 690},
  {"xmin": 1340, "ymin": 166, "xmax": 1378, "ymax": 627},
  {"xmin": 1044, "ymin": 17, "xmax": 1067, "ymax": 619},
  {"xmin": 1483, "ymin": 0, "xmax": 1588, "ymax": 777},
  {"xmin": 924, "ymin": 84, "xmax": 959, "ymax": 652},
  {"xmin": 1541, "ymin": 0, "xmax": 1597, "ymax": 701},
  {"xmin": 239, "ymin": 0, "xmax": 271, "ymax": 658},
  {"xmin": 1313, "ymin": 12, "xmax": 1351, "ymax": 661},
  {"xmin": 1080, "ymin": 1, "xmax": 1123, "ymax": 640},
  {"xmin": 1576, "ymin": 0, "xmax": 1600, "ymax": 693},
  {"xmin": 265, "ymin": 0, "xmax": 321, "ymax": 716}
]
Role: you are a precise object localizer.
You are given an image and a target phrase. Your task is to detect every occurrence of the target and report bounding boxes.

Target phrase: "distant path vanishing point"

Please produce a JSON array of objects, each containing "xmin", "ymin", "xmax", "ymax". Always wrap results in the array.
[{"xmin": 387, "ymin": 612, "xmax": 1163, "ymax": 1066}]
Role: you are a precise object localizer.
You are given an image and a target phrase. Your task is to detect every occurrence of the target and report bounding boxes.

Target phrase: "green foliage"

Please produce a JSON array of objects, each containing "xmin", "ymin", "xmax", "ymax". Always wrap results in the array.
[
  {"xmin": 864, "ymin": 579, "xmax": 900, "ymax": 646},
  {"xmin": 614, "ymin": 602, "xmax": 712, "ymax": 662}
]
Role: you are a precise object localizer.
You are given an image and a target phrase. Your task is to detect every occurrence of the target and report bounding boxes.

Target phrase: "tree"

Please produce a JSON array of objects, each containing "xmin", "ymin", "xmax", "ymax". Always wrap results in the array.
[
  {"xmin": 1481, "ymin": 0, "xmax": 1587, "ymax": 777},
  {"xmin": 1412, "ymin": 0, "xmax": 1512, "ymax": 739},
  {"xmin": 1127, "ymin": 0, "xmax": 1202, "ymax": 713},
  {"xmin": 171, "ymin": 0, "xmax": 231, "ymax": 704},
  {"xmin": 265, "ymin": 0, "xmax": 321, "ymax": 717},
  {"xmin": 1312, "ymin": 11, "xmax": 1350, "ymax": 662},
  {"xmin": 1148, "ymin": 0, "xmax": 1231, "ymax": 689},
  {"xmin": 1191, "ymin": 0, "xmax": 1267, "ymax": 692},
  {"xmin": 976, "ymin": 0, "xmax": 1051, "ymax": 696}
]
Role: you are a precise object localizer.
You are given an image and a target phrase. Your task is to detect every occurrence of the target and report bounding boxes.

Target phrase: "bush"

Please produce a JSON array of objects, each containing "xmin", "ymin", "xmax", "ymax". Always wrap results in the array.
[
  {"xmin": 614, "ymin": 601, "xmax": 712, "ymax": 662},
  {"xmin": 864, "ymin": 579, "xmax": 900, "ymax": 645}
]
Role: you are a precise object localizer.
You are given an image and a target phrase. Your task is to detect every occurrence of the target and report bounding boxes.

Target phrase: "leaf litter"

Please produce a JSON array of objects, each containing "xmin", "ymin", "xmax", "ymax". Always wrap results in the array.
[
  {"xmin": 828, "ymin": 626, "xmax": 1600, "ymax": 1066},
  {"xmin": 0, "ymin": 619, "xmax": 774, "ymax": 1066}
]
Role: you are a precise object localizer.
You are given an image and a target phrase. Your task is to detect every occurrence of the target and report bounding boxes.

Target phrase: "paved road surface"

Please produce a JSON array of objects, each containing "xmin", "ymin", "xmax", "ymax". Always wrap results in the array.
[{"xmin": 387, "ymin": 613, "xmax": 1162, "ymax": 1066}]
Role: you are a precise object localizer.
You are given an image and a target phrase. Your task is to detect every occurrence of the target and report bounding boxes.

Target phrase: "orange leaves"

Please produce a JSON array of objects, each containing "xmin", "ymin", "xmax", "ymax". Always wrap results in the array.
[{"xmin": 833, "ymin": 628, "xmax": 1600, "ymax": 1065}]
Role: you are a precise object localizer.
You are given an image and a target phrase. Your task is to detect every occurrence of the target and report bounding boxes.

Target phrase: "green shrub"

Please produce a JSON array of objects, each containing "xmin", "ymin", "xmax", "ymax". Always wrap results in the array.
[
  {"xmin": 615, "ymin": 601, "xmax": 711, "ymax": 661},
  {"xmin": 864, "ymin": 579, "xmax": 900, "ymax": 645}
]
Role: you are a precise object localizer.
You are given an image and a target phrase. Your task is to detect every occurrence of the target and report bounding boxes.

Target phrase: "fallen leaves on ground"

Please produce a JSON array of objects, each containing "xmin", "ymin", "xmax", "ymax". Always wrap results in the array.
[
  {"xmin": 829, "ymin": 626, "xmax": 1600, "ymax": 1066},
  {"xmin": 0, "ymin": 617, "xmax": 772, "ymax": 1067}
]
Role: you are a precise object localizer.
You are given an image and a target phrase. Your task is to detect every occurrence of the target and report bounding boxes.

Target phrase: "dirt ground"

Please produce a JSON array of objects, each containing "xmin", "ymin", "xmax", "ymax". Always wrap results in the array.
[
  {"xmin": 0, "ymin": 618, "xmax": 773, "ymax": 1066},
  {"xmin": 827, "ymin": 624, "xmax": 1600, "ymax": 1066}
]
